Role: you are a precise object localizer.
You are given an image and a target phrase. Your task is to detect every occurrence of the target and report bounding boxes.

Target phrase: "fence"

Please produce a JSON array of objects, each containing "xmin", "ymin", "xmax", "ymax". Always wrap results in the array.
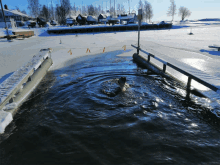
[{"xmin": 131, "ymin": 44, "xmax": 220, "ymax": 98}]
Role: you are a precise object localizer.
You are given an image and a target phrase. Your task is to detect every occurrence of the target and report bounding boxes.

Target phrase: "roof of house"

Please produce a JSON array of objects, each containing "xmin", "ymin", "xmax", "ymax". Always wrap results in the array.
[
  {"xmin": 0, "ymin": 9, "xmax": 30, "ymax": 18},
  {"xmin": 98, "ymin": 14, "xmax": 107, "ymax": 19}
]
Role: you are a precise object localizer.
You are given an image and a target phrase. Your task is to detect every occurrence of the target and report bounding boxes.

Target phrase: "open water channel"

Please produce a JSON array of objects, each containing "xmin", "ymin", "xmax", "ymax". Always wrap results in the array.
[{"xmin": 0, "ymin": 50, "xmax": 219, "ymax": 164}]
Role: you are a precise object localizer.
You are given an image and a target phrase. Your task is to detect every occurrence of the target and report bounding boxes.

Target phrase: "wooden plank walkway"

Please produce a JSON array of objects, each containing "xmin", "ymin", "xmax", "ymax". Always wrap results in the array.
[{"xmin": 48, "ymin": 23, "xmax": 173, "ymax": 34}]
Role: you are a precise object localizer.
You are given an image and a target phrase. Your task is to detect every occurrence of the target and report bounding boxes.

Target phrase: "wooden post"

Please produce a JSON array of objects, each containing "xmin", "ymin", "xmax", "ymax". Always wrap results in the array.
[
  {"xmin": 186, "ymin": 77, "xmax": 192, "ymax": 98},
  {"xmin": 0, "ymin": 0, "xmax": 9, "ymax": 39},
  {"xmin": 137, "ymin": 9, "xmax": 142, "ymax": 55}
]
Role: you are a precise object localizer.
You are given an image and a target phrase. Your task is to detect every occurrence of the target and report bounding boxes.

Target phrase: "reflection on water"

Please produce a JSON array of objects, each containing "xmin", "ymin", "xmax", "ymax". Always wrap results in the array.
[{"xmin": 0, "ymin": 50, "xmax": 220, "ymax": 164}]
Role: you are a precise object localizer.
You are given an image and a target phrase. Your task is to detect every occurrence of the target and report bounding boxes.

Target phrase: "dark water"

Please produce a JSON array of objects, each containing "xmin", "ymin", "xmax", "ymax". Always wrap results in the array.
[{"xmin": 0, "ymin": 50, "xmax": 220, "ymax": 165}]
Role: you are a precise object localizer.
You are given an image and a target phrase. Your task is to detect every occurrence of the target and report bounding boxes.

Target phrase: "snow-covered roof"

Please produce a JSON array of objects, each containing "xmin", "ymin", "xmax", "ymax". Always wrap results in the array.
[
  {"xmin": 118, "ymin": 14, "xmax": 136, "ymax": 20},
  {"xmin": 87, "ymin": 15, "xmax": 98, "ymax": 22},
  {"xmin": 0, "ymin": 9, "xmax": 30, "ymax": 18},
  {"xmin": 98, "ymin": 14, "xmax": 107, "ymax": 19},
  {"xmin": 77, "ymin": 14, "xmax": 87, "ymax": 20},
  {"xmin": 67, "ymin": 16, "xmax": 77, "ymax": 20}
]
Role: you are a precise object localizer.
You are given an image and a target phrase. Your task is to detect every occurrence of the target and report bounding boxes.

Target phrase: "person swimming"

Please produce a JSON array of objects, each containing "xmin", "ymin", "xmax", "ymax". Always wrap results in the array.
[{"xmin": 102, "ymin": 77, "xmax": 128, "ymax": 97}]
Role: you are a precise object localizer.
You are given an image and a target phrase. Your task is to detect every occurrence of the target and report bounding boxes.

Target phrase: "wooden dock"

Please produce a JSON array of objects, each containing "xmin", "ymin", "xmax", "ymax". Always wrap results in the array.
[{"xmin": 47, "ymin": 23, "xmax": 172, "ymax": 34}]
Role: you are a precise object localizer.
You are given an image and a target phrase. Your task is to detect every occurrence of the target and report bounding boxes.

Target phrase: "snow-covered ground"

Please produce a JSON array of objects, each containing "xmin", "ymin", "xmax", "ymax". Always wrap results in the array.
[{"xmin": 0, "ymin": 19, "xmax": 220, "ymax": 98}]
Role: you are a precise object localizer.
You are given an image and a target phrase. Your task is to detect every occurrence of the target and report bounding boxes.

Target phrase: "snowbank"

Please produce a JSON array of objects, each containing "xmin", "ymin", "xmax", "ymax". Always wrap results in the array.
[{"xmin": 0, "ymin": 111, "xmax": 12, "ymax": 133}]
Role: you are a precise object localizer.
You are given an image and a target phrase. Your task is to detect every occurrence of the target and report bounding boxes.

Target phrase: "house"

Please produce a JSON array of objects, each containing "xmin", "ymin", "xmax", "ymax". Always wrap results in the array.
[
  {"xmin": 76, "ymin": 14, "xmax": 87, "ymax": 25},
  {"xmin": 98, "ymin": 14, "xmax": 107, "ymax": 23},
  {"xmin": 0, "ymin": 18, "xmax": 16, "ymax": 28},
  {"xmin": 0, "ymin": 6, "xmax": 32, "ymax": 27},
  {"xmin": 86, "ymin": 15, "xmax": 98, "ymax": 25},
  {"xmin": 0, "ymin": 8, "xmax": 31, "ymax": 22},
  {"xmin": 66, "ymin": 16, "xmax": 77, "ymax": 26},
  {"xmin": 117, "ymin": 13, "xmax": 137, "ymax": 24}
]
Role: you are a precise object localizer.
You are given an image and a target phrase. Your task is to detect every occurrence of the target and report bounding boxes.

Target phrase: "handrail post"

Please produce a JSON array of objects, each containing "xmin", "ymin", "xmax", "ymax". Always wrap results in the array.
[
  {"xmin": 137, "ymin": 9, "xmax": 142, "ymax": 55},
  {"xmin": 186, "ymin": 77, "xmax": 192, "ymax": 98},
  {"xmin": 163, "ymin": 64, "xmax": 166, "ymax": 72},
  {"xmin": 148, "ymin": 55, "xmax": 150, "ymax": 62}
]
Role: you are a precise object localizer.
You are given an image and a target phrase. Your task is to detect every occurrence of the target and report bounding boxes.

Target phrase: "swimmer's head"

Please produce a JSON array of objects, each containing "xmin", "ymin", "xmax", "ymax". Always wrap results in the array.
[{"xmin": 119, "ymin": 77, "xmax": 126, "ymax": 83}]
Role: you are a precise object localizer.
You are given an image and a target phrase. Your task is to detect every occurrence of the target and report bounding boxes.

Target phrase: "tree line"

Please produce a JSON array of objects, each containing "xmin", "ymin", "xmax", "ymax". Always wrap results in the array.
[
  {"xmin": 27, "ymin": 0, "xmax": 130, "ymax": 24},
  {"xmin": 27, "ymin": 0, "xmax": 191, "ymax": 25}
]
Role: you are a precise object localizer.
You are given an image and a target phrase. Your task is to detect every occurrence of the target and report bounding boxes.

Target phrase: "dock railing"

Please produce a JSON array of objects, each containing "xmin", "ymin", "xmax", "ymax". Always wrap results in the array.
[
  {"xmin": 0, "ymin": 48, "xmax": 53, "ymax": 112},
  {"xmin": 131, "ymin": 44, "xmax": 220, "ymax": 98}
]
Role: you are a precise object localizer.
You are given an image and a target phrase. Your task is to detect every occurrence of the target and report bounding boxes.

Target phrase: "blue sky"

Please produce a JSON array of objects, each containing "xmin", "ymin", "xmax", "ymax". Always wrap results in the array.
[{"xmin": 2, "ymin": 0, "xmax": 220, "ymax": 21}]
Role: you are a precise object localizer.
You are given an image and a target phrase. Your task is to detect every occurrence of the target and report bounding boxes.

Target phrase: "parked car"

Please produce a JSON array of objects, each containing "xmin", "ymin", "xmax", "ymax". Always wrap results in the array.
[
  {"xmin": 159, "ymin": 21, "xmax": 166, "ymax": 25},
  {"xmin": 26, "ymin": 20, "xmax": 36, "ymax": 28},
  {"xmin": 50, "ymin": 20, "xmax": 58, "ymax": 26}
]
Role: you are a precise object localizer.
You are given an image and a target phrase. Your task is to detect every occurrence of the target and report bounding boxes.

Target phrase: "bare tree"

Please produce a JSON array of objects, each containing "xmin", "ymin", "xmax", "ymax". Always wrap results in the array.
[
  {"xmin": 98, "ymin": 5, "xmax": 102, "ymax": 14},
  {"xmin": 178, "ymin": 6, "xmax": 191, "ymax": 21},
  {"xmin": 27, "ymin": 0, "xmax": 40, "ymax": 17},
  {"xmin": 15, "ymin": 6, "xmax": 21, "ymax": 12},
  {"xmin": 110, "ymin": 6, "xmax": 114, "ymax": 15},
  {"xmin": 70, "ymin": 3, "xmax": 80, "ymax": 16},
  {"xmin": 72, "ymin": 3, "xmax": 77, "ymax": 16},
  {"xmin": 145, "ymin": 1, "xmax": 153, "ymax": 22},
  {"xmin": 50, "ymin": 1, "xmax": 54, "ymax": 20},
  {"xmin": 167, "ymin": 0, "xmax": 176, "ymax": 21},
  {"xmin": 55, "ymin": 4, "xmax": 61, "ymax": 24},
  {"xmin": 61, "ymin": 0, "xmax": 71, "ymax": 16},
  {"xmin": 88, "ymin": 5, "xmax": 95, "ymax": 15},
  {"xmin": 121, "ymin": 4, "xmax": 125, "ymax": 14},
  {"xmin": 94, "ymin": 6, "xmax": 99, "ymax": 16},
  {"xmin": 138, "ymin": 0, "xmax": 144, "ymax": 9},
  {"xmin": 21, "ymin": 10, "xmax": 27, "ymax": 14},
  {"xmin": 81, "ymin": 5, "xmax": 88, "ymax": 15},
  {"xmin": 39, "ymin": 5, "xmax": 49, "ymax": 21},
  {"xmin": 55, "ymin": 0, "xmax": 71, "ymax": 24},
  {"xmin": 117, "ymin": 4, "xmax": 121, "ymax": 15}
]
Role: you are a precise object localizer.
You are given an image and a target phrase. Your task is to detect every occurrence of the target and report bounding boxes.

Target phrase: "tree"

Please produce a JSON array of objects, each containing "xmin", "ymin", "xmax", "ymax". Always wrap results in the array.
[
  {"xmin": 55, "ymin": 0, "xmax": 71, "ymax": 24},
  {"xmin": 27, "ymin": 0, "xmax": 40, "ymax": 17},
  {"xmin": 121, "ymin": 4, "xmax": 125, "ymax": 14},
  {"xmin": 50, "ymin": 2, "xmax": 54, "ymax": 20},
  {"xmin": 144, "ymin": 1, "xmax": 153, "ymax": 22},
  {"xmin": 178, "ymin": 6, "xmax": 191, "ymax": 21},
  {"xmin": 40, "ymin": 5, "xmax": 49, "ymax": 21},
  {"xmin": 110, "ymin": 6, "xmax": 114, "ymax": 15},
  {"xmin": 117, "ymin": 4, "xmax": 121, "ymax": 15},
  {"xmin": 61, "ymin": 0, "xmax": 71, "ymax": 16},
  {"xmin": 72, "ymin": 2, "xmax": 77, "ymax": 16},
  {"xmin": 21, "ymin": 10, "xmax": 27, "ymax": 14},
  {"xmin": 167, "ymin": 0, "xmax": 176, "ymax": 21},
  {"xmin": 88, "ymin": 5, "xmax": 95, "ymax": 15},
  {"xmin": 55, "ymin": 4, "xmax": 60, "ymax": 23},
  {"xmin": 138, "ymin": 0, "xmax": 144, "ymax": 9},
  {"xmin": 15, "ymin": 6, "xmax": 20, "ymax": 12},
  {"xmin": 81, "ymin": 5, "xmax": 88, "ymax": 15}
]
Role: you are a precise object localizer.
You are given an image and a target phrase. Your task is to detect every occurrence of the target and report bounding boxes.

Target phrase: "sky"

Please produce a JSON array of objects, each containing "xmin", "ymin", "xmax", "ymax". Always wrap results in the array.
[{"xmin": 1, "ymin": 0, "xmax": 220, "ymax": 21}]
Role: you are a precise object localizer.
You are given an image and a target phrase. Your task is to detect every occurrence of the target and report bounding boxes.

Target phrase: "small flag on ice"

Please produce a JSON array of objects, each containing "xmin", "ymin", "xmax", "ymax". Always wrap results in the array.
[
  {"xmin": 86, "ymin": 48, "xmax": 91, "ymax": 53},
  {"xmin": 68, "ymin": 49, "xmax": 72, "ymax": 55},
  {"xmin": 103, "ymin": 47, "xmax": 105, "ymax": 53},
  {"xmin": 122, "ymin": 45, "xmax": 126, "ymax": 51}
]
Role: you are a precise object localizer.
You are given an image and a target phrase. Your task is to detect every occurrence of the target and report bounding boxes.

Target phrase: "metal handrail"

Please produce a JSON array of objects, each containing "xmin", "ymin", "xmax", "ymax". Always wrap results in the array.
[{"xmin": 131, "ymin": 44, "xmax": 219, "ymax": 94}]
